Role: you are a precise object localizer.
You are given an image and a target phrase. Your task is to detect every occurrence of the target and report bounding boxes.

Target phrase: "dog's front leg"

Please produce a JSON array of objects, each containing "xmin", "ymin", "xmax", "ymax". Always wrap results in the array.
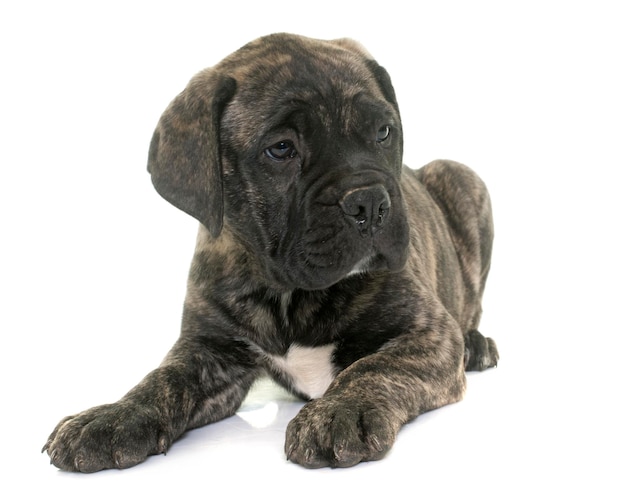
[
  {"xmin": 44, "ymin": 310, "xmax": 260, "ymax": 473},
  {"xmin": 285, "ymin": 310, "xmax": 467, "ymax": 468}
]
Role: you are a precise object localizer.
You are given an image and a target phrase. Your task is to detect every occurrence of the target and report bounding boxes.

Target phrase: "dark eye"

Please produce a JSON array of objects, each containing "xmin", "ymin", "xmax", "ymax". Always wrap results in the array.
[
  {"xmin": 264, "ymin": 140, "xmax": 298, "ymax": 161},
  {"xmin": 376, "ymin": 125, "xmax": 391, "ymax": 143}
]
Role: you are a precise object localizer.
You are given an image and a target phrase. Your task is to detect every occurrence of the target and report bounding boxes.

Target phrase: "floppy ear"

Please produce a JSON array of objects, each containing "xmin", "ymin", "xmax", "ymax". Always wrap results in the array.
[
  {"xmin": 330, "ymin": 38, "xmax": 401, "ymax": 112},
  {"xmin": 147, "ymin": 71, "xmax": 237, "ymax": 238}
]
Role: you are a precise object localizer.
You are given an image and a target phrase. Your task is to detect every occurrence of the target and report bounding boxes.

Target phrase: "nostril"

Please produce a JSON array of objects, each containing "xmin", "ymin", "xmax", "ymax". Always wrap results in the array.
[
  {"xmin": 355, "ymin": 209, "xmax": 367, "ymax": 226},
  {"xmin": 339, "ymin": 192, "xmax": 365, "ymax": 217},
  {"xmin": 377, "ymin": 203, "xmax": 389, "ymax": 226}
]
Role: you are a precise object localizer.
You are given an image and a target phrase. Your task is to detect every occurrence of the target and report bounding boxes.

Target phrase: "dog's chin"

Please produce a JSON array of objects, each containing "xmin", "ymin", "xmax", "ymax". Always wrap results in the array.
[
  {"xmin": 287, "ymin": 269, "xmax": 361, "ymax": 292},
  {"xmin": 302, "ymin": 257, "xmax": 376, "ymax": 290},
  {"xmin": 346, "ymin": 255, "xmax": 374, "ymax": 277},
  {"xmin": 267, "ymin": 252, "xmax": 407, "ymax": 292}
]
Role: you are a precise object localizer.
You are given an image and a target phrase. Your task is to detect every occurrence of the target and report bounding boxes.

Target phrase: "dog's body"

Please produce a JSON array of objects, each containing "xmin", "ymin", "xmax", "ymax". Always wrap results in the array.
[{"xmin": 44, "ymin": 33, "xmax": 498, "ymax": 471}]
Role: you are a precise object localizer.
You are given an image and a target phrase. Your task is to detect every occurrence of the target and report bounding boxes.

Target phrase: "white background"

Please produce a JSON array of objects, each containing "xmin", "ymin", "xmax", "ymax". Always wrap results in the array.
[{"xmin": 1, "ymin": 1, "xmax": 624, "ymax": 500}]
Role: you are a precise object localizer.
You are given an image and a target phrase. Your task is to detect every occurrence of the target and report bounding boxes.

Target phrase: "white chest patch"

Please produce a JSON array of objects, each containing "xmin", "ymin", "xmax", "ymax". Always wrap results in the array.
[{"xmin": 270, "ymin": 344, "xmax": 336, "ymax": 399}]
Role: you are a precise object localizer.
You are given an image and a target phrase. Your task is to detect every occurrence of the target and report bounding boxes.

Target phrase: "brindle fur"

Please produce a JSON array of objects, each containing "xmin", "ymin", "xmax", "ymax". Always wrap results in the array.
[{"xmin": 44, "ymin": 33, "xmax": 498, "ymax": 471}]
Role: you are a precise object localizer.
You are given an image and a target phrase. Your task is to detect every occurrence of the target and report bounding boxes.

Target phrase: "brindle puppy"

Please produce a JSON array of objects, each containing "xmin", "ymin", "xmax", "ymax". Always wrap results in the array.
[{"xmin": 44, "ymin": 33, "xmax": 498, "ymax": 471}]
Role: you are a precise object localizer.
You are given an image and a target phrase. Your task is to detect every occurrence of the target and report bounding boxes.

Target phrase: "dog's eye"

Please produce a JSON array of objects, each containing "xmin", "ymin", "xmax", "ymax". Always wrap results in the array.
[
  {"xmin": 265, "ymin": 140, "xmax": 298, "ymax": 161},
  {"xmin": 376, "ymin": 125, "xmax": 391, "ymax": 143}
]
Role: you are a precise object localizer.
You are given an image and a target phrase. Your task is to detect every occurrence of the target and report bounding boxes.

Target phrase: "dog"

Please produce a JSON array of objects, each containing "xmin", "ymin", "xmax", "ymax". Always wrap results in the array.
[{"xmin": 43, "ymin": 33, "xmax": 498, "ymax": 472}]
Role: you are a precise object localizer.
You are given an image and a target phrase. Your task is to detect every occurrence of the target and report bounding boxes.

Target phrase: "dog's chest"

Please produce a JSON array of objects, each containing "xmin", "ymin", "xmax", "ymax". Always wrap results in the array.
[{"xmin": 268, "ymin": 344, "xmax": 336, "ymax": 399}]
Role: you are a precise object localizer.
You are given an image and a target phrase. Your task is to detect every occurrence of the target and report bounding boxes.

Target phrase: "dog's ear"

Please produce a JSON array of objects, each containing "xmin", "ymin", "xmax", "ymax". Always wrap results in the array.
[
  {"xmin": 147, "ymin": 71, "xmax": 237, "ymax": 238},
  {"xmin": 330, "ymin": 38, "xmax": 400, "ymax": 111},
  {"xmin": 365, "ymin": 61, "xmax": 400, "ymax": 110},
  {"xmin": 335, "ymin": 40, "xmax": 404, "ymax": 156}
]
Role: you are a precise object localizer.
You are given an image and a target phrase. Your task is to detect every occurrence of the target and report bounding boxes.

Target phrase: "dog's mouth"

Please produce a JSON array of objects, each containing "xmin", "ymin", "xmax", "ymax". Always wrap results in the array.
[
  {"xmin": 257, "ymin": 174, "xmax": 410, "ymax": 291},
  {"xmin": 271, "ymin": 218, "xmax": 408, "ymax": 291}
]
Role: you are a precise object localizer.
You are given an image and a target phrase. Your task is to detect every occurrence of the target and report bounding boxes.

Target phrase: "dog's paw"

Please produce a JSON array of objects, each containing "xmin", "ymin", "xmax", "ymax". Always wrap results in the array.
[
  {"xmin": 43, "ymin": 402, "xmax": 170, "ymax": 472},
  {"xmin": 285, "ymin": 397, "xmax": 398, "ymax": 468},
  {"xmin": 464, "ymin": 329, "xmax": 499, "ymax": 371}
]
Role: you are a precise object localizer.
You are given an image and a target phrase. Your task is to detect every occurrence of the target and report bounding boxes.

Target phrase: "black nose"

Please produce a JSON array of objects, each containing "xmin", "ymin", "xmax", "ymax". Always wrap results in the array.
[{"xmin": 339, "ymin": 184, "xmax": 391, "ymax": 235}]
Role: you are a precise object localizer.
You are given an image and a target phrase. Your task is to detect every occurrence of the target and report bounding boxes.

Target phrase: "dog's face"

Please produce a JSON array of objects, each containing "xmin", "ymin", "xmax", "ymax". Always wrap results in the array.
[{"xmin": 149, "ymin": 34, "xmax": 410, "ymax": 290}]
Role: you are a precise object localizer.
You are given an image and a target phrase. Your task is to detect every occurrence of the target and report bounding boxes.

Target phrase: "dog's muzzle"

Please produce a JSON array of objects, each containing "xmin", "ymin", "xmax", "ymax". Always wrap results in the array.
[{"xmin": 339, "ymin": 184, "xmax": 391, "ymax": 236}]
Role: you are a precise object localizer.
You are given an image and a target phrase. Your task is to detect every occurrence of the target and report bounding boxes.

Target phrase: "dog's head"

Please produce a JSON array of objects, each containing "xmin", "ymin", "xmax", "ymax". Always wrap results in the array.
[{"xmin": 148, "ymin": 33, "xmax": 409, "ymax": 290}]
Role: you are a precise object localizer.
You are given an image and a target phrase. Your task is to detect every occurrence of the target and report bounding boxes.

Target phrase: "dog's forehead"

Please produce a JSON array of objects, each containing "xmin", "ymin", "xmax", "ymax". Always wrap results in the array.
[
  {"xmin": 217, "ymin": 34, "xmax": 391, "ymax": 145},
  {"xmin": 221, "ymin": 33, "xmax": 374, "ymax": 84}
]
